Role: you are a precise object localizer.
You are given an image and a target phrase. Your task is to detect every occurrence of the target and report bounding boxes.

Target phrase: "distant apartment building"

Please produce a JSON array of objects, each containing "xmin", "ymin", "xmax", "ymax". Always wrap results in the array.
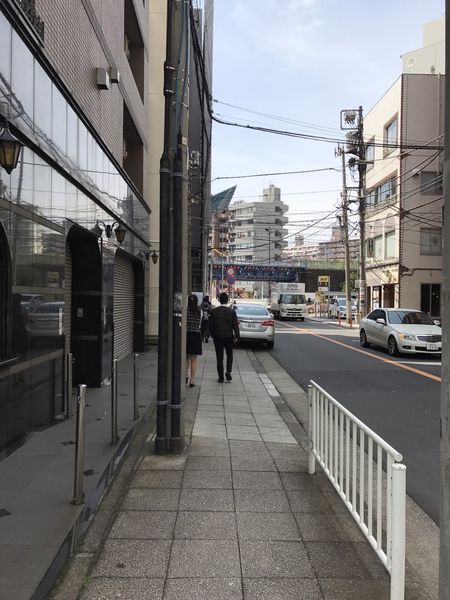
[
  {"xmin": 364, "ymin": 72, "xmax": 444, "ymax": 315},
  {"xmin": 228, "ymin": 184, "xmax": 288, "ymax": 264},
  {"xmin": 285, "ymin": 227, "xmax": 359, "ymax": 265}
]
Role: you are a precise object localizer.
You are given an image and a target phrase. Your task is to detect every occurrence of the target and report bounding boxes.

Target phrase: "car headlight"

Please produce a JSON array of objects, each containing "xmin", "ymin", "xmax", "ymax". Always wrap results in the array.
[{"xmin": 398, "ymin": 333, "xmax": 416, "ymax": 341}]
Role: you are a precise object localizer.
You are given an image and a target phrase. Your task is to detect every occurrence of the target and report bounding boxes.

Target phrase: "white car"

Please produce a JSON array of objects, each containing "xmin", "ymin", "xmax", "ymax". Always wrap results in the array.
[
  {"xmin": 359, "ymin": 308, "xmax": 441, "ymax": 356},
  {"xmin": 233, "ymin": 303, "xmax": 275, "ymax": 349},
  {"xmin": 329, "ymin": 297, "xmax": 357, "ymax": 319}
]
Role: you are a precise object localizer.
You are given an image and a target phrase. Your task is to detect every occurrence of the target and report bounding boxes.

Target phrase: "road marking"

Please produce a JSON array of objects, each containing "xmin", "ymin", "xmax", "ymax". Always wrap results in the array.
[
  {"xmin": 278, "ymin": 321, "xmax": 442, "ymax": 383},
  {"xmin": 397, "ymin": 360, "xmax": 441, "ymax": 367}
]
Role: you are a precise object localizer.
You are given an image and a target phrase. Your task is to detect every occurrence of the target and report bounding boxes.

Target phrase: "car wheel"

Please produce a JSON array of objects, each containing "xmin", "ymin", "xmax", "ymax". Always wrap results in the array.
[
  {"xmin": 388, "ymin": 336, "xmax": 398, "ymax": 357},
  {"xmin": 360, "ymin": 329, "xmax": 369, "ymax": 348},
  {"xmin": 300, "ymin": 317, "xmax": 305, "ymax": 322},
  {"xmin": 266, "ymin": 341, "xmax": 274, "ymax": 349}
]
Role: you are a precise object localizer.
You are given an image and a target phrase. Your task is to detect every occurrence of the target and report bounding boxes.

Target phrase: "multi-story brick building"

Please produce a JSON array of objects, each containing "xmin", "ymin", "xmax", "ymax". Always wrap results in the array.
[{"xmin": 0, "ymin": 0, "xmax": 150, "ymax": 453}]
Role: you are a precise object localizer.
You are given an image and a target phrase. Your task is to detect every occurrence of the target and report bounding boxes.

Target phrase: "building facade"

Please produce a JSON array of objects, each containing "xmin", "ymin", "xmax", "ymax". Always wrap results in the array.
[
  {"xmin": 364, "ymin": 73, "xmax": 444, "ymax": 316},
  {"xmin": 228, "ymin": 184, "xmax": 288, "ymax": 264},
  {"xmin": 0, "ymin": 0, "xmax": 150, "ymax": 453}
]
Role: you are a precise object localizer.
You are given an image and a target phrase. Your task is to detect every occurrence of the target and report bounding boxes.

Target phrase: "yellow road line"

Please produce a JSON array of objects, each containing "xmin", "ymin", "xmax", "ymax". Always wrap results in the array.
[{"xmin": 277, "ymin": 321, "xmax": 441, "ymax": 383}]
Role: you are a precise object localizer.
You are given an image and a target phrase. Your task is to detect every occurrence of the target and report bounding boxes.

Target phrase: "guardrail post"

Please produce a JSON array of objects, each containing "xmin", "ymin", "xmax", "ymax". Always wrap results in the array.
[
  {"xmin": 111, "ymin": 358, "xmax": 119, "ymax": 444},
  {"xmin": 72, "ymin": 384, "xmax": 87, "ymax": 505},
  {"xmin": 133, "ymin": 353, "xmax": 139, "ymax": 421},
  {"xmin": 65, "ymin": 353, "xmax": 73, "ymax": 418},
  {"xmin": 307, "ymin": 384, "xmax": 316, "ymax": 475},
  {"xmin": 390, "ymin": 463, "xmax": 406, "ymax": 600}
]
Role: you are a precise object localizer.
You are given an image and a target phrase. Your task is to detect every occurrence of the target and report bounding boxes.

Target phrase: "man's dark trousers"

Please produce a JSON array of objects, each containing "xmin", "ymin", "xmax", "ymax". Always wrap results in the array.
[{"xmin": 213, "ymin": 337, "xmax": 234, "ymax": 379}]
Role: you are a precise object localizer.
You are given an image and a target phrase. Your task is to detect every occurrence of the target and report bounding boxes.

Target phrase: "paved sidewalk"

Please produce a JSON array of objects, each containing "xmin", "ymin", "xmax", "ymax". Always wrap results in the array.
[
  {"xmin": 0, "ymin": 348, "xmax": 157, "ymax": 600},
  {"xmin": 72, "ymin": 344, "xmax": 407, "ymax": 600}
]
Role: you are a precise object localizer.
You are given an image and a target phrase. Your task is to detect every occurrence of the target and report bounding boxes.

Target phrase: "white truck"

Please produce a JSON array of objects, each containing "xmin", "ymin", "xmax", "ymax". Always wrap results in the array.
[{"xmin": 270, "ymin": 282, "xmax": 307, "ymax": 321}]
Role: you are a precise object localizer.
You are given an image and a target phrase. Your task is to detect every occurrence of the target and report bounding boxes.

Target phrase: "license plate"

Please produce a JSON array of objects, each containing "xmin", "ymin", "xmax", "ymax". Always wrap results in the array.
[
  {"xmin": 427, "ymin": 343, "xmax": 440, "ymax": 350},
  {"xmin": 245, "ymin": 322, "xmax": 259, "ymax": 329}
]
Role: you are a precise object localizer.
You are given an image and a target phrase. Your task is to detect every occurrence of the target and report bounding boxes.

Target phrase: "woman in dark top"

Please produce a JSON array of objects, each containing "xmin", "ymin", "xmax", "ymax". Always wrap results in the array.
[{"xmin": 185, "ymin": 294, "xmax": 202, "ymax": 387}]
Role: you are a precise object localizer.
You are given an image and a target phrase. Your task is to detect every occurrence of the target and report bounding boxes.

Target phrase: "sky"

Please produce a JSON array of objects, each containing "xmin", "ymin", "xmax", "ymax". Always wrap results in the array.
[{"xmin": 209, "ymin": 0, "xmax": 445, "ymax": 245}]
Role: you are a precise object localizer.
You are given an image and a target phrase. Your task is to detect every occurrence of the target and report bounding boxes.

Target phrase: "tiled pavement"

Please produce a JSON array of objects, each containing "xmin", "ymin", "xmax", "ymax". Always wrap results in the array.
[{"xmin": 74, "ymin": 345, "xmax": 429, "ymax": 600}]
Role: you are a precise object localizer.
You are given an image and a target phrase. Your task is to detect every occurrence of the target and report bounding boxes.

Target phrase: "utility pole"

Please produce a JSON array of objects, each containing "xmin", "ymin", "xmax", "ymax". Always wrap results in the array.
[
  {"xmin": 266, "ymin": 227, "xmax": 272, "ymax": 299},
  {"xmin": 155, "ymin": 0, "xmax": 174, "ymax": 454},
  {"xmin": 156, "ymin": 0, "xmax": 188, "ymax": 454},
  {"xmin": 338, "ymin": 146, "xmax": 352, "ymax": 326},
  {"xmin": 340, "ymin": 107, "xmax": 366, "ymax": 321},
  {"xmin": 439, "ymin": 4, "xmax": 450, "ymax": 597},
  {"xmin": 357, "ymin": 106, "xmax": 367, "ymax": 319}
]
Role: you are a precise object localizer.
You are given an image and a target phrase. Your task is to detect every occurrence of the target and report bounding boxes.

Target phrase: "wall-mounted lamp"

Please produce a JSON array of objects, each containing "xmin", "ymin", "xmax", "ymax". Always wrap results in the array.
[
  {"xmin": 138, "ymin": 249, "xmax": 159, "ymax": 264},
  {"xmin": 91, "ymin": 220, "xmax": 126, "ymax": 244},
  {"xmin": 0, "ymin": 119, "xmax": 23, "ymax": 174}
]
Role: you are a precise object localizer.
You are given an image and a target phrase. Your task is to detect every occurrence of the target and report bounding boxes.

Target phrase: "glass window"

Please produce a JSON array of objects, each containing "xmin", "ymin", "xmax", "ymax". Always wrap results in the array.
[
  {"xmin": 420, "ymin": 228, "xmax": 442, "ymax": 255},
  {"xmin": 385, "ymin": 230, "xmax": 396, "ymax": 259},
  {"xmin": 78, "ymin": 121, "xmax": 88, "ymax": 173},
  {"xmin": 51, "ymin": 170, "xmax": 66, "ymax": 224},
  {"xmin": 34, "ymin": 155, "xmax": 52, "ymax": 218},
  {"xmin": 280, "ymin": 294, "xmax": 306, "ymax": 304},
  {"xmin": 379, "ymin": 178, "xmax": 396, "ymax": 203},
  {"xmin": 67, "ymin": 106, "xmax": 78, "ymax": 165},
  {"xmin": 366, "ymin": 142, "xmax": 374, "ymax": 171},
  {"xmin": 10, "ymin": 147, "xmax": 33, "ymax": 206},
  {"xmin": 12, "ymin": 31, "xmax": 34, "ymax": 121},
  {"xmin": 420, "ymin": 284, "xmax": 441, "ymax": 316},
  {"xmin": 366, "ymin": 189, "xmax": 377, "ymax": 207},
  {"xmin": 384, "ymin": 118, "xmax": 397, "ymax": 155},
  {"xmin": 420, "ymin": 172, "xmax": 443, "ymax": 195},
  {"xmin": 374, "ymin": 235, "xmax": 383, "ymax": 260},
  {"xmin": 235, "ymin": 305, "xmax": 269, "ymax": 316},
  {"xmin": 388, "ymin": 310, "xmax": 434, "ymax": 325},
  {"xmin": 0, "ymin": 15, "xmax": 12, "ymax": 85},
  {"xmin": 52, "ymin": 86, "xmax": 67, "ymax": 154},
  {"xmin": 34, "ymin": 62, "xmax": 52, "ymax": 139}
]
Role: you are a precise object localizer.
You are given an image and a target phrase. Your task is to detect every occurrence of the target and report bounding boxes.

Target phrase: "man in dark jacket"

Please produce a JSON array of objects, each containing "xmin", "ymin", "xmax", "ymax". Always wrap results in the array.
[{"xmin": 209, "ymin": 292, "xmax": 240, "ymax": 383}]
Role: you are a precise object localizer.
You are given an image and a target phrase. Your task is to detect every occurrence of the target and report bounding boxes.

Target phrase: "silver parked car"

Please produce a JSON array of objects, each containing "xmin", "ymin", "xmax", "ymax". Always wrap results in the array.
[
  {"xmin": 233, "ymin": 303, "xmax": 275, "ymax": 349},
  {"xmin": 359, "ymin": 308, "xmax": 441, "ymax": 356}
]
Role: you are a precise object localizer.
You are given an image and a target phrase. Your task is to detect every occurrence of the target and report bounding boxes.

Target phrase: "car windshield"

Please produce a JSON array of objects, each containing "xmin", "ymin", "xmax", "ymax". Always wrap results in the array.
[
  {"xmin": 387, "ymin": 310, "xmax": 435, "ymax": 325},
  {"xmin": 235, "ymin": 305, "xmax": 269, "ymax": 316},
  {"xmin": 280, "ymin": 294, "xmax": 306, "ymax": 304}
]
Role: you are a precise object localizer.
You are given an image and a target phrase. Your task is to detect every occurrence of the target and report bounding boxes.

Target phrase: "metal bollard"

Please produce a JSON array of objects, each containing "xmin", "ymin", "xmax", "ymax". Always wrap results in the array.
[
  {"xmin": 133, "ymin": 353, "xmax": 139, "ymax": 421},
  {"xmin": 111, "ymin": 359, "xmax": 119, "ymax": 444},
  {"xmin": 65, "ymin": 353, "xmax": 73, "ymax": 418},
  {"xmin": 72, "ymin": 384, "xmax": 87, "ymax": 505}
]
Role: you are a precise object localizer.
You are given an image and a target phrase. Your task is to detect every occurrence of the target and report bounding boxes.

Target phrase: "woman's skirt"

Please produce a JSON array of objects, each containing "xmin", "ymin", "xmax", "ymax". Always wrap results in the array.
[{"xmin": 186, "ymin": 331, "xmax": 202, "ymax": 355}]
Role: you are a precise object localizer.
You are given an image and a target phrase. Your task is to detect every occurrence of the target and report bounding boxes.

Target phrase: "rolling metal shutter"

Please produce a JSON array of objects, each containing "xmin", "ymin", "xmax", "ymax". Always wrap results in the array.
[
  {"xmin": 64, "ymin": 243, "xmax": 72, "ymax": 355},
  {"xmin": 113, "ymin": 254, "xmax": 134, "ymax": 360}
]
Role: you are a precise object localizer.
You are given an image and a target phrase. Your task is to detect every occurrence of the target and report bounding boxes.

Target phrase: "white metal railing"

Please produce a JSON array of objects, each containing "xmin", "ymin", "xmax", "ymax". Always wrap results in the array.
[{"xmin": 307, "ymin": 381, "xmax": 406, "ymax": 600}]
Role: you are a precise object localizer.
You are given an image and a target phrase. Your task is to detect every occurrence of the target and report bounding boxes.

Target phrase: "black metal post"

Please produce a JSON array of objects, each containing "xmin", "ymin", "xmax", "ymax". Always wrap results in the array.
[
  {"xmin": 170, "ymin": 139, "xmax": 184, "ymax": 452},
  {"xmin": 155, "ymin": 0, "xmax": 175, "ymax": 454},
  {"xmin": 72, "ymin": 384, "xmax": 86, "ymax": 505}
]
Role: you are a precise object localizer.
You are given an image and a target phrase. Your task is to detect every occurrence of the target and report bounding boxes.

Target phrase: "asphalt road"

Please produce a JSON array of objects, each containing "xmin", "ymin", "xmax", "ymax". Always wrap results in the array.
[{"xmin": 270, "ymin": 318, "xmax": 441, "ymax": 524}]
